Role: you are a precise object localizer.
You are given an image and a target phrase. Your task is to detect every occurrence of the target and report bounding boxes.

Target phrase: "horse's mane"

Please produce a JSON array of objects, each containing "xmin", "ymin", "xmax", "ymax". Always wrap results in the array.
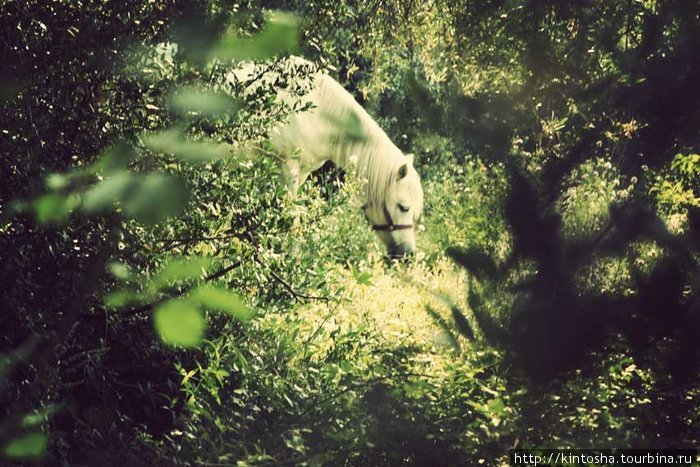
[{"xmin": 313, "ymin": 74, "xmax": 411, "ymax": 210}]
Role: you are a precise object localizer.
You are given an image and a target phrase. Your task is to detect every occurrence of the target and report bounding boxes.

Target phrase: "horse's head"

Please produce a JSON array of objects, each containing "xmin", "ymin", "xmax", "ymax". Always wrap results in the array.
[{"xmin": 365, "ymin": 154, "xmax": 424, "ymax": 258}]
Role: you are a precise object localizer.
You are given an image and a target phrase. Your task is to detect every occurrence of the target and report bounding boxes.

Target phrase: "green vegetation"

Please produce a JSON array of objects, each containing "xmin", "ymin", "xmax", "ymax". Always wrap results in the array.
[{"xmin": 1, "ymin": 0, "xmax": 699, "ymax": 465}]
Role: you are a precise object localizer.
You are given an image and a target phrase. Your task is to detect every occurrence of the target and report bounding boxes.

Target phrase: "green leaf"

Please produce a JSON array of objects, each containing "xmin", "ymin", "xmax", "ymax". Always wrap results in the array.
[
  {"xmin": 90, "ymin": 142, "xmax": 136, "ymax": 173},
  {"xmin": 82, "ymin": 171, "xmax": 134, "ymax": 214},
  {"xmin": 21, "ymin": 405, "xmax": 59, "ymax": 428},
  {"xmin": 33, "ymin": 193, "xmax": 76, "ymax": 225},
  {"xmin": 107, "ymin": 262, "xmax": 131, "ymax": 280},
  {"xmin": 103, "ymin": 289, "xmax": 136, "ymax": 309},
  {"xmin": 351, "ymin": 266, "xmax": 373, "ymax": 285},
  {"xmin": 45, "ymin": 173, "xmax": 70, "ymax": 190},
  {"xmin": 151, "ymin": 256, "xmax": 213, "ymax": 289},
  {"xmin": 190, "ymin": 285, "xmax": 251, "ymax": 321},
  {"xmin": 170, "ymin": 87, "xmax": 239, "ymax": 116},
  {"xmin": 144, "ymin": 128, "xmax": 231, "ymax": 163},
  {"xmin": 322, "ymin": 110, "xmax": 365, "ymax": 144},
  {"xmin": 212, "ymin": 11, "xmax": 299, "ymax": 61},
  {"xmin": 3, "ymin": 433, "xmax": 47, "ymax": 459},
  {"xmin": 123, "ymin": 174, "xmax": 189, "ymax": 224},
  {"xmin": 153, "ymin": 299, "xmax": 205, "ymax": 348}
]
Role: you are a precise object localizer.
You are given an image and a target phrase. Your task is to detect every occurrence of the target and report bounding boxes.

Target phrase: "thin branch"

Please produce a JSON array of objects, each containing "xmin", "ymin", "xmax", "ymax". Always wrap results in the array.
[
  {"xmin": 301, "ymin": 292, "xmax": 346, "ymax": 360},
  {"xmin": 204, "ymin": 261, "xmax": 242, "ymax": 282},
  {"xmin": 268, "ymin": 269, "xmax": 332, "ymax": 303},
  {"xmin": 117, "ymin": 260, "xmax": 242, "ymax": 317}
]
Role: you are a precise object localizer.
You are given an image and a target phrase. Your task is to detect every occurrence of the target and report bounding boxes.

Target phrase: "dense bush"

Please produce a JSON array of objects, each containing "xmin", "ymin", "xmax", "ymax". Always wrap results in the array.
[{"xmin": 1, "ymin": 1, "xmax": 188, "ymax": 463}]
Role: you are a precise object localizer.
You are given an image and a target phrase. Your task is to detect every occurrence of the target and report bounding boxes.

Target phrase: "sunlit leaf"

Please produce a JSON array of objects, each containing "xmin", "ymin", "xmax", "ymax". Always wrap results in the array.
[
  {"xmin": 82, "ymin": 171, "xmax": 133, "ymax": 214},
  {"xmin": 351, "ymin": 266, "xmax": 373, "ymax": 285},
  {"xmin": 45, "ymin": 173, "xmax": 69, "ymax": 191},
  {"xmin": 107, "ymin": 262, "xmax": 131, "ymax": 280},
  {"xmin": 211, "ymin": 11, "xmax": 299, "ymax": 61},
  {"xmin": 190, "ymin": 284, "xmax": 252, "ymax": 321},
  {"xmin": 170, "ymin": 87, "xmax": 239, "ymax": 116},
  {"xmin": 123, "ymin": 174, "xmax": 189, "ymax": 224},
  {"xmin": 153, "ymin": 299, "xmax": 205, "ymax": 348},
  {"xmin": 3, "ymin": 433, "xmax": 47, "ymax": 459},
  {"xmin": 181, "ymin": 368, "xmax": 198, "ymax": 384},
  {"xmin": 151, "ymin": 256, "xmax": 213, "ymax": 289}
]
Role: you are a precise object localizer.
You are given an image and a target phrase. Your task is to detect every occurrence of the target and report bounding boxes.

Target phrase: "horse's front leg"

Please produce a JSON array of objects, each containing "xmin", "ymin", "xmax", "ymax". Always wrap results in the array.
[
  {"xmin": 279, "ymin": 150, "xmax": 315, "ymax": 196},
  {"xmin": 280, "ymin": 157, "xmax": 301, "ymax": 196}
]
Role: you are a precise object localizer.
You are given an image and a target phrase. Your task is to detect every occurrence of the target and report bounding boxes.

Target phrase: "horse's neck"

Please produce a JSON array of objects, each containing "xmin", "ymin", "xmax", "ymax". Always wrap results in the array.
[{"xmin": 315, "ymin": 75, "xmax": 403, "ymax": 177}]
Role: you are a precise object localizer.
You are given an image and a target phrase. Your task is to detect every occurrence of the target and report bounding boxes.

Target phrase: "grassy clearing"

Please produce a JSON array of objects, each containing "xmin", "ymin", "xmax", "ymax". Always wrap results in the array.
[
  {"xmin": 240, "ymin": 254, "xmax": 509, "ymax": 465},
  {"xmin": 291, "ymin": 256, "xmax": 471, "ymax": 373},
  {"xmin": 172, "ymin": 153, "xmax": 516, "ymax": 464}
]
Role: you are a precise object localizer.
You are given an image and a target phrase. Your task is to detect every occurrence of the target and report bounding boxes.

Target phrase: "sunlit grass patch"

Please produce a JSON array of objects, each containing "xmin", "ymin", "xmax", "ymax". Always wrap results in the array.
[
  {"xmin": 420, "ymin": 155, "xmax": 509, "ymax": 261},
  {"xmin": 558, "ymin": 157, "xmax": 635, "ymax": 240},
  {"xmin": 290, "ymin": 255, "xmax": 472, "ymax": 363}
]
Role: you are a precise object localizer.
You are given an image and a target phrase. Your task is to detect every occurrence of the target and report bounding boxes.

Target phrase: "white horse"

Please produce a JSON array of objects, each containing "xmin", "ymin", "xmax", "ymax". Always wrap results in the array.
[{"xmin": 228, "ymin": 58, "xmax": 424, "ymax": 257}]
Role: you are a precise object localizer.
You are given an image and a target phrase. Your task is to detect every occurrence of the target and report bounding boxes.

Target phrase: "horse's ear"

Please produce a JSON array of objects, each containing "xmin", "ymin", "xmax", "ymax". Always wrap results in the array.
[
  {"xmin": 406, "ymin": 153, "xmax": 415, "ymax": 165},
  {"xmin": 398, "ymin": 163, "xmax": 408, "ymax": 180}
]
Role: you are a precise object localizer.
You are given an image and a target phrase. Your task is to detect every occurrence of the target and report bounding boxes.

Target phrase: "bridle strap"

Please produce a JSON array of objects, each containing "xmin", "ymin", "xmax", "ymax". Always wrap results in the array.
[{"xmin": 370, "ymin": 203, "xmax": 413, "ymax": 232}]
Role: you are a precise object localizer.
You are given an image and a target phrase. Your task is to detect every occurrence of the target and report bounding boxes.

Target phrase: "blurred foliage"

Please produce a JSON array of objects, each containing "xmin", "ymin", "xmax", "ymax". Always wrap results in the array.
[{"xmin": 2, "ymin": 0, "xmax": 700, "ymax": 464}]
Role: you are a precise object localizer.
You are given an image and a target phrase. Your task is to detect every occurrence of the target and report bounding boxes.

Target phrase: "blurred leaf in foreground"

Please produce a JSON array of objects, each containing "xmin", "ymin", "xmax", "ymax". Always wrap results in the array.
[
  {"xmin": 153, "ymin": 299, "xmax": 205, "ymax": 348},
  {"xmin": 33, "ymin": 193, "xmax": 78, "ymax": 225},
  {"xmin": 170, "ymin": 87, "xmax": 239, "ymax": 116},
  {"xmin": 151, "ymin": 256, "xmax": 213, "ymax": 290},
  {"xmin": 426, "ymin": 305, "xmax": 461, "ymax": 352},
  {"xmin": 190, "ymin": 284, "xmax": 252, "ymax": 321},
  {"xmin": 323, "ymin": 110, "xmax": 365, "ymax": 144},
  {"xmin": 90, "ymin": 142, "xmax": 136, "ymax": 174},
  {"xmin": 211, "ymin": 11, "xmax": 299, "ymax": 61},
  {"xmin": 3, "ymin": 433, "xmax": 47, "ymax": 459},
  {"xmin": 144, "ymin": 128, "xmax": 232, "ymax": 163},
  {"xmin": 451, "ymin": 304, "xmax": 474, "ymax": 341},
  {"xmin": 103, "ymin": 289, "xmax": 137, "ymax": 310},
  {"xmin": 123, "ymin": 174, "xmax": 189, "ymax": 224},
  {"xmin": 107, "ymin": 262, "xmax": 132, "ymax": 280},
  {"xmin": 45, "ymin": 173, "xmax": 70, "ymax": 191},
  {"xmin": 21, "ymin": 405, "xmax": 59, "ymax": 429},
  {"xmin": 446, "ymin": 246, "xmax": 500, "ymax": 281},
  {"xmin": 81, "ymin": 171, "xmax": 134, "ymax": 214}
]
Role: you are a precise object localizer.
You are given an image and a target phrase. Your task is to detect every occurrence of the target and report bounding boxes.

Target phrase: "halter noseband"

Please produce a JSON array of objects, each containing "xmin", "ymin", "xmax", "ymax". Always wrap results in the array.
[{"xmin": 367, "ymin": 203, "xmax": 413, "ymax": 232}]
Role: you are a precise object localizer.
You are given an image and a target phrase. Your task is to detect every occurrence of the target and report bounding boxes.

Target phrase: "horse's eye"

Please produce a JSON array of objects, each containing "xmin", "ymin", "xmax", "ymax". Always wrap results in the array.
[{"xmin": 398, "ymin": 204, "xmax": 410, "ymax": 213}]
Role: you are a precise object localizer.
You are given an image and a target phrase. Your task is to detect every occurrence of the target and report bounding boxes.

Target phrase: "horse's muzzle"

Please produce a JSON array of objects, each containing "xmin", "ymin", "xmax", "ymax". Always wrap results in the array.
[{"xmin": 388, "ymin": 244, "xmax": 415, "ymax": 258}]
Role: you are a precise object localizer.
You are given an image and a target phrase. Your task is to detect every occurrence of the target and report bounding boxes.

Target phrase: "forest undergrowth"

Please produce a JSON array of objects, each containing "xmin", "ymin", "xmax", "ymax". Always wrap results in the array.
[{"xmin": 170, "ymin": 152, "xmax": 699, "ymax": 466}]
